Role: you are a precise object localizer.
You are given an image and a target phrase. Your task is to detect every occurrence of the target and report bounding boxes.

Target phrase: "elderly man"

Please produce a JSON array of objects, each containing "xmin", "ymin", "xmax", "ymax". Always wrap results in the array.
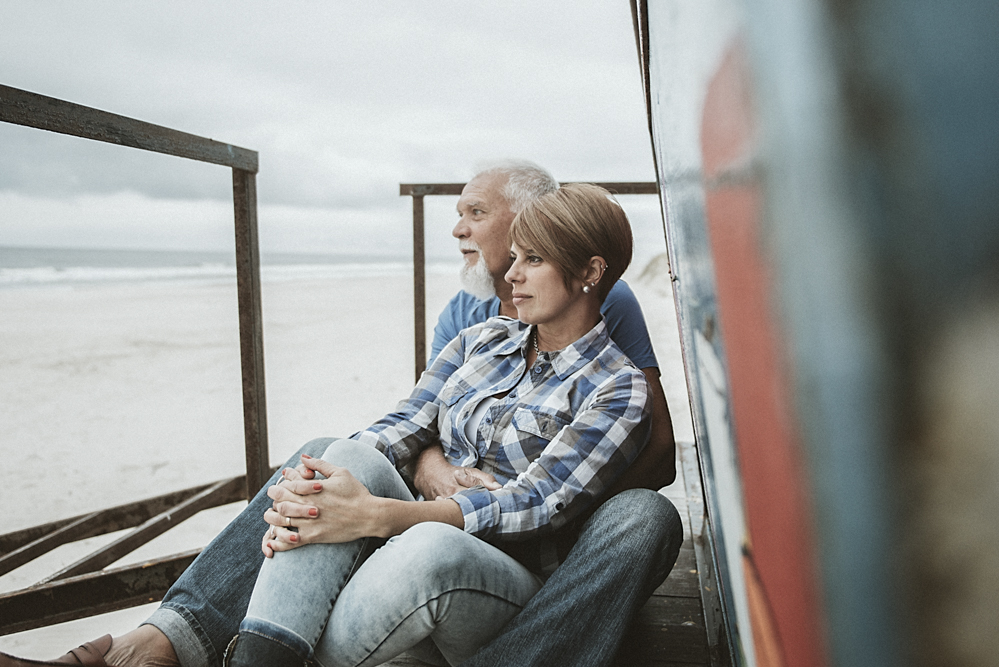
[{"xmin": 36, "ymin": 162, "xmax": 682, "ymax": 667}]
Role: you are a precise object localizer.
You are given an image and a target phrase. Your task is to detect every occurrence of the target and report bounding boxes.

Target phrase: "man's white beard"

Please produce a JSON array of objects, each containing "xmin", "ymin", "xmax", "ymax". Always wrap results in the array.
[{"xmin": 459, "ymin": 243, "xmax": 497, "ymax": 300}]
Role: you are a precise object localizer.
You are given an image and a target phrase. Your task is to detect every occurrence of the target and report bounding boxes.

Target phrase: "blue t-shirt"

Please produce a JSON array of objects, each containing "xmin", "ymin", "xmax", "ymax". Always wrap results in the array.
[{"xmin": 429, "ymin": 280, "xmax": 659, "ymax": 370}]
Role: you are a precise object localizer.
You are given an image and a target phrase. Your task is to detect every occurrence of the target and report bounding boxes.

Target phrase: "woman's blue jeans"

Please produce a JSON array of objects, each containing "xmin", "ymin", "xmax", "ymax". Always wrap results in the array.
[{"xmin": 237, "ymin": 439, "xmax": 542, "ymax": 667}]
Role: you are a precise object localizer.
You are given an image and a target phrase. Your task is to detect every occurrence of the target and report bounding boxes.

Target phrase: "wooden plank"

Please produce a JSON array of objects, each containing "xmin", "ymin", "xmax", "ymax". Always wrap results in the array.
[
  {"xmin": 233, "ymin": 168, "xmax": 271, "ymax": 499},
  {"xmin": 41, "ymin": 477, "xmax": 243, "ymax": 582},
  {"xmin": 0, "ymin": 85, "xmax": 257, "ymax": 172},
  {"xmin": 617, "ymin": 596, "xmax": 710, "ymax": 665},
  {"xmin": 655, "ymin": 546, "xmax": 701, "ymax": 598},
  {"xmin": 0, "ymin": 549, "xmax": 200, "ymax": 635}
]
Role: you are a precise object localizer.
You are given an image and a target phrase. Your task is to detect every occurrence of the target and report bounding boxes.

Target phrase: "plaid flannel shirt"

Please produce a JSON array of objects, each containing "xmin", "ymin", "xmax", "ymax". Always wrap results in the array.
[{"xmin": 352, "ymin": 316, "xmax": 651, "ymax": 571}]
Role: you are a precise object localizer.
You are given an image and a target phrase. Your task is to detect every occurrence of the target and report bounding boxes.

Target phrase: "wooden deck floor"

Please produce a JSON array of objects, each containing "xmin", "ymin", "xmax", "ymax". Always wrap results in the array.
[{"xmin": 387, "ymin": 440, "xmax": 719, "ymax": 666}]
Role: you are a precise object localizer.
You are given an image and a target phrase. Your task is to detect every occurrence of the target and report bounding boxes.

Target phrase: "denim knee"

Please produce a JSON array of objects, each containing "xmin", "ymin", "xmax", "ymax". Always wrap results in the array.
[
  {"xmin": 584, "ymin": 489, "xmax": 683, "ymax": 580},
  {"xmin": 319, "ymin": 439, "xmax": 414, "ymax": 502},
  {"xmin": 320, "ymin": 438, "xmax": 381, "ymax": 465},
  {"xmin": 590, "ymin": 489, "xmax": 682, "ymax": 537},
  {"xmin": 299, "ymin": 437, "xmax": 336, "ymax": 458},
  {"xmin": 388, "ymin": 522, "xmax": 471, "ymax": 578}
]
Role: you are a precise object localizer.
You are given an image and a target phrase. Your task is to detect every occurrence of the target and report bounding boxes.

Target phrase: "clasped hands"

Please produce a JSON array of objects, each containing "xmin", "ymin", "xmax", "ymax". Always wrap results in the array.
[
  {"xmin": 262, "ymin": 453, "xmax": 374, "ymax": 558},
  {"xmin": 262, "ymin": 447, "xmax": 501, "ymax": 557}
]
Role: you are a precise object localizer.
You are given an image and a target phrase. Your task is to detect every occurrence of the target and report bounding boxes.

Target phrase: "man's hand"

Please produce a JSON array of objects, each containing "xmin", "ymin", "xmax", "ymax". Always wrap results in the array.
[{"xmin": 412, "ymin": 446, "xmax": 501, "ymax": 499}]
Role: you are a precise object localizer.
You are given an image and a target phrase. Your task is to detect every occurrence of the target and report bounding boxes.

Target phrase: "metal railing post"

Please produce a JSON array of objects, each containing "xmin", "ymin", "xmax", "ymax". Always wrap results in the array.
[
  {"xmin": 412, "ymin": 194, "xmax": 427, "ymax": 382},
  {"xmin": 232, "ymin": 168, "xmax": 270, "ymax": 499}
]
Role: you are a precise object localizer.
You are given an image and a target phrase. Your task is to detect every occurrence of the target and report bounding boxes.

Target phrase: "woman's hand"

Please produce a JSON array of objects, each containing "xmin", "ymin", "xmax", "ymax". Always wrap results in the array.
[
  {"xmin": 262, "ymin": 454, "xmax": 380, "ymax": 555},
  {"xmin": 412, "ymin": 446, "xmax": 501, "ymax": 499}
]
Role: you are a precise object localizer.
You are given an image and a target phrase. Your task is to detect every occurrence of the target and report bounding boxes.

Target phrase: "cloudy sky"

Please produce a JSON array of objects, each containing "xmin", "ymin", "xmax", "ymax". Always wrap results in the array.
[{"xmin": 0, "ymin": 1, "xmax": 663, "ymax": 261}]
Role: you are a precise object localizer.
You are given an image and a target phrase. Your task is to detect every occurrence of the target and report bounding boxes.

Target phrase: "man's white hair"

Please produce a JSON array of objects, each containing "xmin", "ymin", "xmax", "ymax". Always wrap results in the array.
[{"xmin": 473, "ymin": 160, "xmax": 559, "ymax": 214}]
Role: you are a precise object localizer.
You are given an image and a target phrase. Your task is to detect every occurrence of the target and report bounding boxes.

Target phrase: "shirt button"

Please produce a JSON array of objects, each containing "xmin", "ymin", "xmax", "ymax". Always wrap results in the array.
[
  {"xmin": 534, "ymin": 366, "xmax": 542, "ymax": 374},
  {"xmin": 485, "ymin": 417, "xmax": 492, "ymax": 424}
]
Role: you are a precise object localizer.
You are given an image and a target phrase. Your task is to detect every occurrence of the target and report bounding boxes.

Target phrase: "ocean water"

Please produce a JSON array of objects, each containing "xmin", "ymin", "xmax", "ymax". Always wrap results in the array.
[{"xmin": 0, "ymin": 245, "xmax": 460, "ymax": 287}]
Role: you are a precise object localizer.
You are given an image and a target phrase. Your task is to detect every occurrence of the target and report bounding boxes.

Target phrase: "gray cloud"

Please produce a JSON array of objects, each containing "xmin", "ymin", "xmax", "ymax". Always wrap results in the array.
[{"xmin": 1, "ymin": 0, "xmax": 655, "ymax": 251}]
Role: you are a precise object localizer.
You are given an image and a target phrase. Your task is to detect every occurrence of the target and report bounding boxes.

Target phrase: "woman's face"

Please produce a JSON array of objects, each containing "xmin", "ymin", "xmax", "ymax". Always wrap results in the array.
[{"xmin": 504, "ymin": 241, "xmax": 578, "ymax": 326}]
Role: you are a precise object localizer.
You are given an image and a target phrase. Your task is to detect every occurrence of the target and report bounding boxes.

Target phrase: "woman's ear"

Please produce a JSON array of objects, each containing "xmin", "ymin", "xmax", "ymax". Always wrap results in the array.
[{"xmin": 581, "ymin": 256, "xmax": 607, "ymax": 290}]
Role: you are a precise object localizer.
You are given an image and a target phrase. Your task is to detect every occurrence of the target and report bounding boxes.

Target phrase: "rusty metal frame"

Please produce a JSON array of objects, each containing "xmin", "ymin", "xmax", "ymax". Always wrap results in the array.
[
  {"xmin": 0, "ymin": 84, "xmax": 271, "ymax": 634},
  {"xmin": 399, "ymin": 181, "xmax": 659, "ymax": 381}
]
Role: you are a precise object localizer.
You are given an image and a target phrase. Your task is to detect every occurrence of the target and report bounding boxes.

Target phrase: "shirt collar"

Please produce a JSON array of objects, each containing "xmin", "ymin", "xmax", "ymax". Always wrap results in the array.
[
  {"xmin": 487, "ymin": 317, "xmax": 612, "ymax": 380},
  {"xmin": 546, "ymin": 318, "xmax": 611, "ymax": 379},
  {"xmin": 490, "ymin": 318, "xmax": 531, "ymax": 357}
]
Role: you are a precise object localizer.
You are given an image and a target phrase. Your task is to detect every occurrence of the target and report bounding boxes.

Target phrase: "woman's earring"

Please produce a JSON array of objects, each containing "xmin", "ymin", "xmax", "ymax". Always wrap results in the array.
[{"xmin": 582, "ymin": 285, "xmax": 591, "ymax": 294}]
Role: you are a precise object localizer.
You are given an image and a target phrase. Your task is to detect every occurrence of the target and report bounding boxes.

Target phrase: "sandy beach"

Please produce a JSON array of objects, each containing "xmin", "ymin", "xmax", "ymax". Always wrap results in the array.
[{"xmin": 0, "ymin": 258, "xmax": 691, "ymax": 658}]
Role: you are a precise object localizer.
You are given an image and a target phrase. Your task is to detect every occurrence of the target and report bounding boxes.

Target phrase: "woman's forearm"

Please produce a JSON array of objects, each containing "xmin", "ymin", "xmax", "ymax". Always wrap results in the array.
[{"xmin": 370, "ymin": 497, "xmax": 464, "ymax": 539}]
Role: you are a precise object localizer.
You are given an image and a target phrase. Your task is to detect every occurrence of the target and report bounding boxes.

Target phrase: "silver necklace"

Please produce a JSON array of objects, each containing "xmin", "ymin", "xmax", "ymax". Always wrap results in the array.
[{"xmin": 532, "ymin": 329, "xmax": 541, "ymax": 356}]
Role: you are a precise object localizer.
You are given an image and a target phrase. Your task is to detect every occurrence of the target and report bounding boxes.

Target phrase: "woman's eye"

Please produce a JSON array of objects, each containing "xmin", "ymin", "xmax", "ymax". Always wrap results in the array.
[{"xmin": 528, "ymin": 255, "xmax": 543, "ymax": 264}]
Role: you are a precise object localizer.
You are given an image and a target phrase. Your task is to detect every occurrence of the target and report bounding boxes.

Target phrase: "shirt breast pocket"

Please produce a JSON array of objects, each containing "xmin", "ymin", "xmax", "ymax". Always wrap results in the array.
[
  {"xmin": 438, "ymin": 380, "xmax": 469, "ymax": 408},
  {"xmin": 510, "ymin": 407, "xmax": 569, "ymax": 461}
]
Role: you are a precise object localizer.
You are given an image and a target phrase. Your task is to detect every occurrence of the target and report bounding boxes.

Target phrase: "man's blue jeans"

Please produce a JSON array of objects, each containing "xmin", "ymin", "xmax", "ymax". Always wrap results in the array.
[{"xmin": 146, "ymin": 438, "xmax": 683, "ymax": 667}]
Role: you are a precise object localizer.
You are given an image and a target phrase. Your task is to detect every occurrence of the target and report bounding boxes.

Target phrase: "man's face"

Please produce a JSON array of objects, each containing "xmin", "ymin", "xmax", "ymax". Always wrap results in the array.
[{"xmin": 453, "ymin": 173, "xmax": 517, "ymax": 297}]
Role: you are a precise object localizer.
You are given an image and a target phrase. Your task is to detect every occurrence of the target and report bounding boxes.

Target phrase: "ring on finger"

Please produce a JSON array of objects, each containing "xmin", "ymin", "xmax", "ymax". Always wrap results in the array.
[{"xmin": 286, "ymin": 515, "xmax": 291, "ymax": 527}]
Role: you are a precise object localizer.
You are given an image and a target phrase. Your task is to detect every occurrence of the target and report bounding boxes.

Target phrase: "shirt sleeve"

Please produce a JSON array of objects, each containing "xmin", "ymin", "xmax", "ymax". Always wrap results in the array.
[
  {"xmin": 352, "ymin": 333, "xmax": 467, "ymax": 468},
  {"xmin": 430, "ymin": 295, "xmax": 465, "ymax": 365},
  {"xmin": 450, "ymin": 367, "xmax": 651, "ymax": 540},
  {"xmin": 430, "ymin": 292, "xmax": 500, "ymax": 365},
  {"xmin": 601, "ymin": 280, "xmax": 659, "ymax": 370}
]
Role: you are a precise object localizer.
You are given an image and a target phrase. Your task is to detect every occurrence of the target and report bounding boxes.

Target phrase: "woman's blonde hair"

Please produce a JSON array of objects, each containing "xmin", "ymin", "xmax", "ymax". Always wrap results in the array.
[{"xmin": 509, "ymin": 183, "xmax": 633, "ymax": 301}]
